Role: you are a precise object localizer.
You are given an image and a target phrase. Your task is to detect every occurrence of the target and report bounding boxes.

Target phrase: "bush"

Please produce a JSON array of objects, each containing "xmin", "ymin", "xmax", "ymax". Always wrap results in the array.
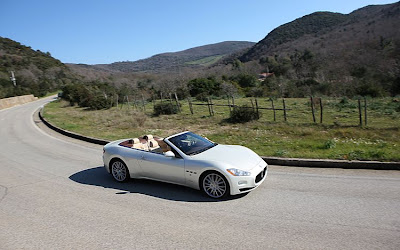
[
  {"xmin": 86, "ymin": 95, "xmax": 111, "ymax": 110},
  {"xmin": 153, "ymin": 102, "xmax": 179, "ymax": 116},
  {"xmin": 60, "ymin": 83, "xmax": 112, "ymax": 110},
  {"xmin": 323, "ymin": 139, "xmax": 336, "ymax": 149},
  {"xmin": 228, "ymin": 105, "xmax": 260, "ymax": 123}
]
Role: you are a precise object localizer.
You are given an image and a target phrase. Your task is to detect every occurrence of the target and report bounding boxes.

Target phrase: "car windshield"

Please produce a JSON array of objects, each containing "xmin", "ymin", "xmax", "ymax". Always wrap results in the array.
[{"xmin": 168, "ymin": 132, "xmax": 217, "ymax": 156}]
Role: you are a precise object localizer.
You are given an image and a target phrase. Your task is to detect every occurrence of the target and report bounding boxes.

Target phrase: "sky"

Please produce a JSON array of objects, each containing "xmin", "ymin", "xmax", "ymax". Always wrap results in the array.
[{"xmin": 0, "ymin": 0, "xmax": 397, "ymax": 65}]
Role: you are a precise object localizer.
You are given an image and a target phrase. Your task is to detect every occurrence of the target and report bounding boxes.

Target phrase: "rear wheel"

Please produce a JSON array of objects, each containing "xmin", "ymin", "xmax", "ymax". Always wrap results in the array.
[
  {"xmin": 111, "ymin": 160, "xmax": 129, "ymax": 182},
  {"xmin": 201, "ymin": 172, "xmax": 229, "ymax": 198}
]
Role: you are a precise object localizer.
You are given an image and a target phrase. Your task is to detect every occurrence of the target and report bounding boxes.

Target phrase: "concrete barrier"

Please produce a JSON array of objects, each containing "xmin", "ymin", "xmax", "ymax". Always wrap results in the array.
[
  {"xmin": 38, "ymin": 108, "xmax": 110, "ymax": 146},
  {"xmin": 262, "ymin": 157, "xmax": 400, "ymax": 170},
  {"xmin": 0, "ymin": 94, "xmax": 38, "ymax": 110}
]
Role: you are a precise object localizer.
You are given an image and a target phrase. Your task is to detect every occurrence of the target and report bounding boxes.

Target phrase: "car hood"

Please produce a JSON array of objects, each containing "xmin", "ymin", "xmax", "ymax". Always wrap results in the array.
[{"xmin": 190, "ymin": 144, "xmax": 261, "ymax": 171}]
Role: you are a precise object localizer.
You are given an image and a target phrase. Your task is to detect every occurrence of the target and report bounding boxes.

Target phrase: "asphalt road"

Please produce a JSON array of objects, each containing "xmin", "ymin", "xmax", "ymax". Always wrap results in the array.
[{"xmin": 1, "ymin": 97, "xmax": 399, "ymax": 249}]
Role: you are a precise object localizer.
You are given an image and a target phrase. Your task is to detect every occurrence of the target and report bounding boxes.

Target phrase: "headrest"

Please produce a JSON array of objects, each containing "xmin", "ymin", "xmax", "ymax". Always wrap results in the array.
[
  {"xmin": 132, "ymin": 138, "xmax": 140, "ymax": 144},
  {"xmin": 149, "ymin": 140, "xmax": 159, "ymax": 148},
  {"xmin": 145, "ymin": 134, "xmax": 153, "ymax": 140}
]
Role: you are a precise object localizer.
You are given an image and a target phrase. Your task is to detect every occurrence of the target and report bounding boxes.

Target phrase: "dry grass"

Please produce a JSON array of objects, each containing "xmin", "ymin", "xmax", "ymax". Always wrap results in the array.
[{"xmin": 43, "ymin": 98, "xmax": 400, "ymax": 162}]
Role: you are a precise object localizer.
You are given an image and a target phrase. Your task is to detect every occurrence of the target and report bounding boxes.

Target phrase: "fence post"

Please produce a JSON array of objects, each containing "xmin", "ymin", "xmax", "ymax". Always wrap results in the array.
[
  {"xmin": 255, "ymin": 98, "xmax": 260, "ymax": 119},
  {"xmin": 210, "ymin": 97, "xmax": 214, "ymax": 116},
  {"xmin": 168, "ymin": 93, "xmax": 173, "ymax": 107},
  {"xmin": 358, "ymin": 98, "xmax": 363, "ymax": 127},
  {"xmin": 283, "ymin": 98, "xmax": 287, "ymax": 122},
  {"xmin": 174, "ymin": 93, "xmax": 180, "ymax": 112},
  {"xmin": 271, "ymin": 98, "xmax": 276, "ymax": 122},
  {"xmin": 250, "ymin": 99, "xmax": 255, "ymax": 111},
  {"xmin": 187, "ymin": 98, "xmax": 193, "ymax": 115},
  {"xmin": 364, "ymin": 97, "xmax": 367, "ymax": 126},
  {"xmin": 319, "ymin": 98, "xmax": 323, "ymax": 124},
  {"xmin": 231, "ymin": 96, "xmax": 235, "ymax": 106},
  {"xmin": 207, "ymin": 98, "xmax": 212, "ymax": 116},
  {"xmin": 310, "ymin": 96, "xmax": 316, "ymax": 123},
  {"xmin": 227, "ymin": 96, "xmax": 232, "ymax": 113}
]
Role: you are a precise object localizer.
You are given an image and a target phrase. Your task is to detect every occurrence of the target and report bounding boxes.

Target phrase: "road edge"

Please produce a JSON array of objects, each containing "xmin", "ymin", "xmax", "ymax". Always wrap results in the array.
[
  {"xmin": 38, "ymin": 107, "xmax": 109, "ymax": 145},
  {"xmin": 37, "ymin": 106, "xmax": 400, "ymax": 170}
]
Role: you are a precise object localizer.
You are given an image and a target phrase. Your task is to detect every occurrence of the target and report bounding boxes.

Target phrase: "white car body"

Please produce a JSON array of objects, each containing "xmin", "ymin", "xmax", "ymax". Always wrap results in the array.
[{"xmin": 103, "ymin": 131, "xmax": 267, "ymax": 198}]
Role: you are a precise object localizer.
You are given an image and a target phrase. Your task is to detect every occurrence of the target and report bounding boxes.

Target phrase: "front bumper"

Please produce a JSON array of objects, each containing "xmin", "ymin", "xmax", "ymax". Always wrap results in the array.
[{"xmin": 229, "ymin": 161, "xmax": 268, "ymax": 195}]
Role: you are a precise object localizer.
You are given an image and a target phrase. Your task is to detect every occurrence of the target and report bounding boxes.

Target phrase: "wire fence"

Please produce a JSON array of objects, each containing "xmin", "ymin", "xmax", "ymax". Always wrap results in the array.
[{"xmin": 114, "ymin": 93, "xmax": 398, "ymax": 128}]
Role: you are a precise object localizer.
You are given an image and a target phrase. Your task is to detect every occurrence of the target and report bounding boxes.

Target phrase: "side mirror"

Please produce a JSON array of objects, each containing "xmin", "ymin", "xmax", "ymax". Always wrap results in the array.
[{"xmin": 164, "ymin": 151, "xmax": 175, "ymax": 158}]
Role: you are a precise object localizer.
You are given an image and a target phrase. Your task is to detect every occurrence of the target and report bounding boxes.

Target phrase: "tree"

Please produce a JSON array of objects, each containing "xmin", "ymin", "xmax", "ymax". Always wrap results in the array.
[
  {"xmin": 235, "ymin": 73, "xmax": 257, "ymax": 88},
  {"xmin": 188, "ymin": 77, "xmax": 221, "ymax": 97}
]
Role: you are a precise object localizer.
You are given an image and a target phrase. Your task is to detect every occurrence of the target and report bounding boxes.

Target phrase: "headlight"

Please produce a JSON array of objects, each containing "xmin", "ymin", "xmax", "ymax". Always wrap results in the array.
[{"xmin": 227, "ymin": 168, "xmax": 251, "ymax": 176}]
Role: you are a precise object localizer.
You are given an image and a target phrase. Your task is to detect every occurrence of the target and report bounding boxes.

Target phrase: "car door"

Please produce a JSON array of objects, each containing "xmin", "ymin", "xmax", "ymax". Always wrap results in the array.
[
  {"xmin": 138, "ymin": 151, "xmax": 186, "ymax": 185},
  {"xmin": 117, "ymin": 146, "xmax": 144, "ymax": 178}
]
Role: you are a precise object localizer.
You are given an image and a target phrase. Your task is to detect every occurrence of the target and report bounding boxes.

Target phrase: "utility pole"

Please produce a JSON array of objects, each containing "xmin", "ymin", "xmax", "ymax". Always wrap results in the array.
[{"xmin": 10, "ymin": 71, "xmax": 16, "ymax": 86}]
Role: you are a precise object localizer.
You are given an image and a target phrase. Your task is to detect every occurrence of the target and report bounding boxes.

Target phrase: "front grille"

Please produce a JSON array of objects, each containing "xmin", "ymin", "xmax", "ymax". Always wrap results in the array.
[{"xmin": 255, "ymin": 167, "xmax": 267, "ymax": 183}]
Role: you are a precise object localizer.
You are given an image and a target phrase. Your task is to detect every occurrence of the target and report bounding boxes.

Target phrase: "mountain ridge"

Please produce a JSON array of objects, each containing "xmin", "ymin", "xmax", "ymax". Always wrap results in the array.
[
  {"xmin": 80, "ymin": 41, "xmax": 255, "ymax": 73},
  {"xmin": 238, "ymin": 2, "xmax": 400, "ymax": 62}
]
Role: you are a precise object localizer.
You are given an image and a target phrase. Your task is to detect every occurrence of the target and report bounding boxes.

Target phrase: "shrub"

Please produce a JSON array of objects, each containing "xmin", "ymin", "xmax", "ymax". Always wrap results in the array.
[
  {"xmin": 228, "ymin": 105, "xmax": 260, "ymax": 123},
  {"xmin": 153, "ymin": 102, "xmax": 179, "ymax": 116},
  {"xmin": 274, "ymin": 149, "xmax": 288, "ymax": 157},
  {"xmin": 323, "ymin": 139, "xmax": 336, "ymax": 149},
  {"xmin": 86, "ymin": 95, "xmax": 111, "ymax": 110}
]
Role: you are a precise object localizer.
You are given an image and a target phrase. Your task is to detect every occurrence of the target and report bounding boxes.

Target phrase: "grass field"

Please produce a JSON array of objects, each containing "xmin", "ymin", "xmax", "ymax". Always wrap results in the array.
[{"xmin": 43, "ymin": 97, "xmax": 400, "ymax": 162}]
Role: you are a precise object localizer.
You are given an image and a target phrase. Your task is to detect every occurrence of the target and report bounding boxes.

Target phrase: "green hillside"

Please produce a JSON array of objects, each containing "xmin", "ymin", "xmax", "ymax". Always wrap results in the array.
[
  {"xmin": 230, "ymin": 2, "xmax": 400, "ymax": 97},
  {"xmin": 0, "ymin": 37, "xmax": 72, "ymax": 98}
]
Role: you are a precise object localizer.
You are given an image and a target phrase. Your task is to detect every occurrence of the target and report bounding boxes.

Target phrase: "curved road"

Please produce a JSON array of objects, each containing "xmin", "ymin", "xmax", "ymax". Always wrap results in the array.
[{"xmin": 1, "ymin": 97, "xmax": 399, "ymax": 249}]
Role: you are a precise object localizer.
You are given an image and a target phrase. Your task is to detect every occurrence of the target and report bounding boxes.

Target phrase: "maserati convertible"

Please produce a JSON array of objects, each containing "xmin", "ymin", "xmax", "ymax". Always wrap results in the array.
[{"xmin": 102, "ymin": 131, "xmax": 267, "ymax": 198}]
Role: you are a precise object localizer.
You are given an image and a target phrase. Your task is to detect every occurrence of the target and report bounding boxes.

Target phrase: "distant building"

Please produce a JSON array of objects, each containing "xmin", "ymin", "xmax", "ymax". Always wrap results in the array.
[{"xmin": 258, "ymin": 72, "xmax": 274, "ymax": 81}]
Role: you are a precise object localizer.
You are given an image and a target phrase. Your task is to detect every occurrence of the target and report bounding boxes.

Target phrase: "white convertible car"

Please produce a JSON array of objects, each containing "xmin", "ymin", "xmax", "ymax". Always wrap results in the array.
[{"xmin": 103, "ymin": 131, "xmax": 267, "ymax": 198}]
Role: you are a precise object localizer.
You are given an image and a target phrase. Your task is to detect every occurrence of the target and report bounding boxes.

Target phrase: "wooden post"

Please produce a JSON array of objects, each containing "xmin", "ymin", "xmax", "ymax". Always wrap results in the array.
[
  {"xmin": 227, "ymin": 96, "xmax": 232, "ymax": 113},
  {"xmin": 174, "ymin": 93, "xmax": 180, "ymax": 112},
  {"xmin": 231, "ymin": 96, "xmax": 235, "ymax": 106},
  {"xmin": 188, "ymin": 98, "xmax": 193, "ymax": 114},
  {"xmin": 160, "ymin": 93, "xmax": 163, "ymax": 104},
  {"xmin": 209, "ymin": 97, "xmax": 214, "ymax": 116},
  {"xmin": 310, "ymin": 96, "xmax": 316, "ymax": 123},
  {"xmin": 364, "ymin": 97, "xmax": 367, "ymax": 126},
  {"xmin": 283, "ymin": 98, "xmax": 287, "ymax": 122},
  {"xmin": 255, "ymin": 98, "xmax": 260, "ymax": 119},
  {"xmin": 168, "ymin": 93, "xmax": 173, "ymax": 106},
  {"xmin": 271, "ymin": 99, "xmax": 276, "ymax": 122},
  {"xmin": 319, "ymin": 98, "xmax": 323, "ymax": 124},
  {"xmin": 207, "ymin": 98, "xmax": 212, "ymax": 116},
  {"xmin": 358, "ymin": 98, "xmax": 362, "ymax": 127}
]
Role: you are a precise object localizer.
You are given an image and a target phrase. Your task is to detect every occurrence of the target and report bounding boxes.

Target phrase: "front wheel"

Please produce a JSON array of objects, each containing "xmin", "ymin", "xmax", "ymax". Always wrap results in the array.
[
  {"xmin": 111, "ymin": 160, "xmax": 130, "ymax": 182},
  {"xmin": 201, "ymin": 172, "xmax": 230, "ymax": 199}
]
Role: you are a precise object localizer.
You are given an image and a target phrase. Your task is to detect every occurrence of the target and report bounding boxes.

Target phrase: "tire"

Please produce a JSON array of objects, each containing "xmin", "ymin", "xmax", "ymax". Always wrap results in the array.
[
  {"xmin": 201, "ymin": 172, "xmax": 230, "ymax": 199},
  {"xmin": 111, "ymin": 160, "xmax": 130, "ymax": 182}
]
